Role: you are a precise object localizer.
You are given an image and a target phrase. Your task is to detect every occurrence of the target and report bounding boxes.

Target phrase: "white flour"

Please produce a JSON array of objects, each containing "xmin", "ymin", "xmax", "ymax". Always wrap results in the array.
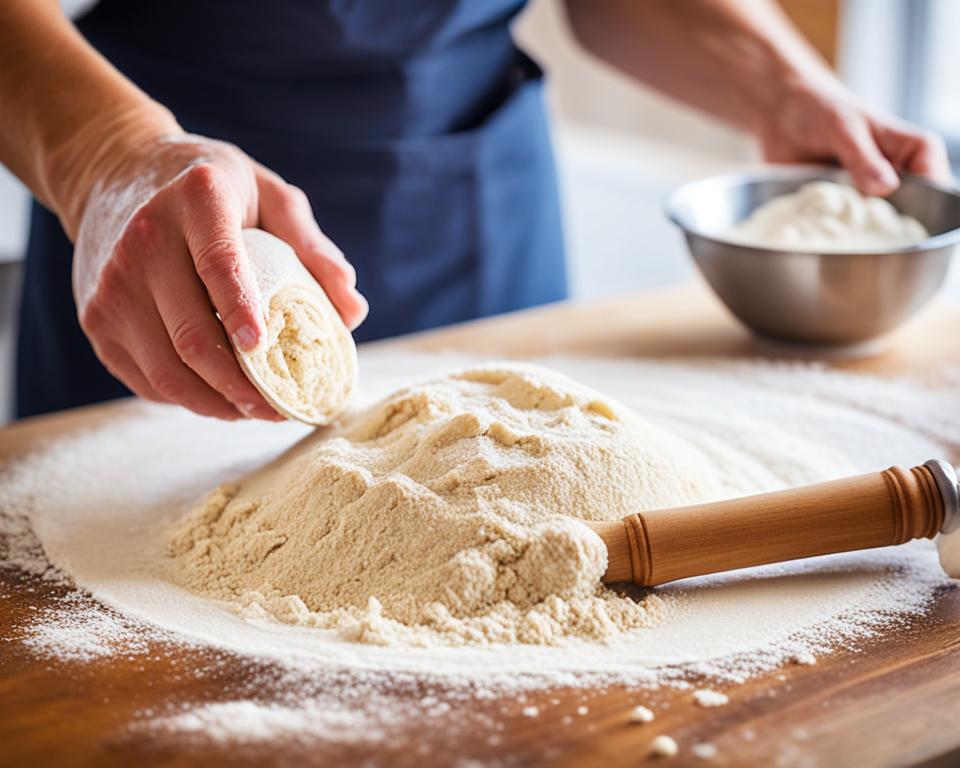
[
  {"xmin": 693, "ymin": 689, "xmax": 729, "ymax": 708},
  {"xmin": 2, "ymin": 352, "xmax": 957, "ymax": 744},
  {"xmin": 150, "ymin": 700, "xmax": 391, "ymax": 745},
  {"xmin": 20, "ymin": 599, "xmax": 149, "ymax": 662}
]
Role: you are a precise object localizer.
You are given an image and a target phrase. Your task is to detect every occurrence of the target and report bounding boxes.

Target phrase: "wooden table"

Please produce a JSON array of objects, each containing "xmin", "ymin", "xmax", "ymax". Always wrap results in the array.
[{"xmin": 3, "ymin": 281, "xmax": 960, "ymax": 768}]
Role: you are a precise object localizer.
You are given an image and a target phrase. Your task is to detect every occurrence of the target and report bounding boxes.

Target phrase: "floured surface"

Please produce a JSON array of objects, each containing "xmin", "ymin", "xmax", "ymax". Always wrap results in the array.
[{"xmin": 1, "ymin": 353, "xmax": 957, "ymax": 684}]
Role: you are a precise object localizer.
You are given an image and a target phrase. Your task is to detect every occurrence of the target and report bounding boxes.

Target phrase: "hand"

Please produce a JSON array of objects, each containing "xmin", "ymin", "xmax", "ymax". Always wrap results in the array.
[
  {"xmin": 74, "ymin": 133, "xmax": 368, "ymax": 420},
  {"xmin": 759, "ymin": 75, "xmax": 952, "ymax": 196}
]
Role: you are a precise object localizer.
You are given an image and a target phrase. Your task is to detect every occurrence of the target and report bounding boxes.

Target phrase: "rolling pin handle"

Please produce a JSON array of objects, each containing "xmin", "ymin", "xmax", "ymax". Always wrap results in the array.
[{"xmin": 600, "ymin": 461, "xmax": 950, "ymax": 587}]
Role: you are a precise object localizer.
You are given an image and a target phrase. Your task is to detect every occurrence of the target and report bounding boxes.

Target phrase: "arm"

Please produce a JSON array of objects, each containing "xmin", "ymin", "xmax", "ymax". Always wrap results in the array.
[
  {"xmin": 563, "ymin": 0, "xmax": 951, "ymax": 194},
  {"xmin": 0, "ymin": 0, "xmax": 179, "ymax": 239},
  {"xmin": 0, "ymin": 0, "xmax": 366, "ymax": 419}
]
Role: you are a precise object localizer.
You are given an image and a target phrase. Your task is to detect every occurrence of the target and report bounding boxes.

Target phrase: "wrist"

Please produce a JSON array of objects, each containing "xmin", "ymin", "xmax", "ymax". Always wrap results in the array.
[
  {"xmin": 746, "ymin": 33, "xmax": 847, "ymax": 142},
  {"xmin": 42, "ymin": 100, "xmax": 183, "ymax": 240}
]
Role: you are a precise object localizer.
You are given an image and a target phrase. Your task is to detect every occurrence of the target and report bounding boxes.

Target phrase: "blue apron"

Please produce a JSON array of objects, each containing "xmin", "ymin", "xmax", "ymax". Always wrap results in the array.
[{"xmin": 16, "ymin": 0, "xmax": 567, "ymax": 417}]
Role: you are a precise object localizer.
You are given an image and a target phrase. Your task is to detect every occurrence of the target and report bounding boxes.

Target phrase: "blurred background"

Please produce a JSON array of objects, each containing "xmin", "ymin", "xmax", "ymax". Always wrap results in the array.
[{"xmin": 1, "ymin": 0, "xmax": 958, "ymax": 421}]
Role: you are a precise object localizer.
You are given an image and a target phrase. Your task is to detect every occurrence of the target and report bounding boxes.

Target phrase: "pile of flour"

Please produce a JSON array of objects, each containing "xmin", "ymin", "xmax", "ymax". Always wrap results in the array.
[
  {"xmin": 167, "ymin": 364, "xmax": 727, "ymax": 646},
  {"xmin": 727, "ymin": 181, "xmax": 929, "ymax": 251}
]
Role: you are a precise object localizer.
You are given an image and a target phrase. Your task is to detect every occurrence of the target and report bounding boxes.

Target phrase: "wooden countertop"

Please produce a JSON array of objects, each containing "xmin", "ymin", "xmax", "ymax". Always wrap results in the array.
[{"xmin": 3, "ymin": 281, "xmax": 960, "ymax": 767}]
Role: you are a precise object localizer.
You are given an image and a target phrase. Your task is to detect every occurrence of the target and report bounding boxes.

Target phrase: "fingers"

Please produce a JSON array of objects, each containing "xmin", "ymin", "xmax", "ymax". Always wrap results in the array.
[
  {"xmin": 122, "ymin": 304, "xmax": 243, "ymax": 421},
  {"xmin": 872, "ymin": 120, "xmax": 953, "ymax": 184},
  {"xmin": 254, "ymin": 164, "xmax": 369, "ymax": 331},
  {"xmin": 86, "ymin": 202, "xmax": 278, "ymax": 421},
  {"xmin": 177, "ymin": 163, "xmax": 265, "ymax": 352},
  {"xmin": 83, "ymin": 262, "xmax": 241, "ymax": 420},
  {"xmin": 94, "ymin": 339, "xmax": 170, "ymax": 405},
  {"xmin": 149, "ymin": 239, "xmax": 282, "ymax": 421},
  {"xmin": 828, "ymin": 110, "xmax": 900, "ymax": 196},
  {"xmin": 75, "ymin": 137, "xmax": 293, "ymax": 422}
]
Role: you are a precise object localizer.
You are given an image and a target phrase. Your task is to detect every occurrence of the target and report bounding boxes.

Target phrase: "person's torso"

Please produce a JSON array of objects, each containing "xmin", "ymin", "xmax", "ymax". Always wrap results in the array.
[{"xmin": 77, "ymin": 0, "xmax": 529, "ymax": 142}]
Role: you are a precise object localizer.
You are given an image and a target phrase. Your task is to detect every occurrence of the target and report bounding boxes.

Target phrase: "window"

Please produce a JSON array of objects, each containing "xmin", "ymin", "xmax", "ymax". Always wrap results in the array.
[
  {"xmin": 842, "ymin": 0, "xmax": 960, "ymax": 172},
  {"xmin": 906, "ymin": 0, "xmax": 960, "ymax": 161}
]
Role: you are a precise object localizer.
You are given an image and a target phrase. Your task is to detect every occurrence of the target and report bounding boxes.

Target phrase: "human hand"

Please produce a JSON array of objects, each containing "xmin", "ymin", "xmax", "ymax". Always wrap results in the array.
[
  {"xmin": 74, "ymin": 133, "xmax": 367, "ymax": 420},
  {"xmin": 758, "ymin": 76, "xmax": 952, "ymax": 196}
]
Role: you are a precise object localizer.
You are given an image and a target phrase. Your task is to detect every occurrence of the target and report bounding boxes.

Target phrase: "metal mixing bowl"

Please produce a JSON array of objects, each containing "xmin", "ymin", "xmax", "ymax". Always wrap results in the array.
[{"xmin": 667, "ymin": 166, "xmax": 960, "ymax": 345}]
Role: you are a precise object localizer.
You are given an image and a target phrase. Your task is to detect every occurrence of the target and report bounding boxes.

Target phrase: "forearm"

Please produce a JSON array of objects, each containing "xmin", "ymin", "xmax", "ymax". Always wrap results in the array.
[
  {"xmin": 563, "ymin": 0, "xmax": 839, "ymax": 135},
  {"xmin": 0, "ymin": 0, "xmax": 181, "ymax": 239}
]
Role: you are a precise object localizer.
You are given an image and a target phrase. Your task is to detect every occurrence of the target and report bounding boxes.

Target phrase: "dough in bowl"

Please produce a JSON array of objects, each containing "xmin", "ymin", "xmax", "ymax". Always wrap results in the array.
[{"xmin": 727, "ymin": 181, "xmax": 929, "ymax": 251}]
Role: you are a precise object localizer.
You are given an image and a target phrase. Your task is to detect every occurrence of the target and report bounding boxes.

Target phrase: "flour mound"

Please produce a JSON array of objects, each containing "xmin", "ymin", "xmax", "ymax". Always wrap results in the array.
[
  {"xmin": 728, "ymin": 181, "xmax": 929, "ymax": 251},
  {"xmin": 167, "ymin": 364, "xmax": 725, "ymax": 646}
]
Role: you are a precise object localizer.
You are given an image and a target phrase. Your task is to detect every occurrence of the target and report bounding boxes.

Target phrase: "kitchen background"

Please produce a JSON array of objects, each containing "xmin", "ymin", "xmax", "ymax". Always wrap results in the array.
[{"xmin": 1, "ymin": 0, "xmax": 958, "ymax": 422}]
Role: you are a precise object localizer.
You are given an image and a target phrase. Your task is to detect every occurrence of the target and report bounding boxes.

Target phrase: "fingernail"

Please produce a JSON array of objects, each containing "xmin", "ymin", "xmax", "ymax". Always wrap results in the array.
[{"xmin": 232, "ymin": 324, "xmax": 259, "ymax": 352}]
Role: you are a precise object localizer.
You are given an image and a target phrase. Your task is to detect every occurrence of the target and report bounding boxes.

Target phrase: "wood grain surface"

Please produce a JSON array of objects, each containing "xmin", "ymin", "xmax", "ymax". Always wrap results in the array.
[{"xmin": 3, "ymin": 280, "xmax": 960, "ymax": 768}]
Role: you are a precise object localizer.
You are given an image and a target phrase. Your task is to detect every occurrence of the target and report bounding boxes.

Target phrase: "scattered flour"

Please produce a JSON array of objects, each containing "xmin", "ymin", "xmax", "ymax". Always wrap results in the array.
[
  {"xmin": 727, "ymin": 181, "xmax": 929, "ymax": 251},
  {"xmin": 693, "ymin": 689, "xmax": 729, "ymax": 708},
  {"xmin": 1, "ymin": 353, "xmax": 957, "ymax": 690},
  {"xmin": 650, "ymin": 734, "xmax": 679, "ymax": 758},
  {"xmin": 692, "ymin": 742, "xmax": 718, "ymax": 760},
  {"xmin": 19, "ymin": 601, "xmax": 148, "ymax": 662},
  {"xmin": 629, "ymin": 705, "xmax": 656, "ymax": 723},
  {"xmin": 151, "ymin": 700, "xmax": 388, "ymax": 745}
]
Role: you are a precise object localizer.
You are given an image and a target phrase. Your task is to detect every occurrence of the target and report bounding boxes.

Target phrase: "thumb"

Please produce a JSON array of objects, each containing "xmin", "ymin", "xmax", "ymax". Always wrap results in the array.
[{"xmin": 179, "ymin": 164, "xmax": 264, "ymax": 351}]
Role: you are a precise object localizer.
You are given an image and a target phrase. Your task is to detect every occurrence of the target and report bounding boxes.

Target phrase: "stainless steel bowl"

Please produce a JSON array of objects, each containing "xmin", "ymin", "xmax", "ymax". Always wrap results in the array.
[{"xmin": 667, "ymin": 166, "xmax": 960, "ymax": 345}]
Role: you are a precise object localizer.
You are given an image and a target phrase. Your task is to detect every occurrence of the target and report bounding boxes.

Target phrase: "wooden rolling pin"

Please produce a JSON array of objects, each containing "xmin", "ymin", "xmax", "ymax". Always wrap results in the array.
[{"xmin": 587, "ymin": 459, "xmax": 960, "ymax": 586}]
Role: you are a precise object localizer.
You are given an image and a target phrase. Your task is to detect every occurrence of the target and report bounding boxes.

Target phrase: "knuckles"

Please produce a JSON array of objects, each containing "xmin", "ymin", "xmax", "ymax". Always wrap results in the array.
[
  {"xmin": 147, "ymin": 368, "xmax": 185, "ymax": 402},
  {"xmin": 122, "ymin": 205, "xmax": 163, "ymax": 252},
  {"xmin": 180, "ymin": 162, "xmax": 226, "ymax": 201},
  {"xmin": 78, "ymin": 299, "xmax": 105, "ymax": 337},
  {"xmin": 825, "ymin": 107, "xmax": 852, "ymax": 138},
  {"xmin": 192, "ymin": 238, "xmax": 244, "ymax": 285},
  {"xmin": 169, "ymin": 315, "xmax": 209, "ymax": 365},
  {"xmin": 285, "ymin": 184, "xmax": 311, "ymax": 213}
]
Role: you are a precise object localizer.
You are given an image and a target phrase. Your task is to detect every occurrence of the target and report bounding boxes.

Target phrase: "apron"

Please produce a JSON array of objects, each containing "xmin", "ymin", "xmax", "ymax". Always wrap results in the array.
[{"xmin": 16, "ymin": 0, "xmax": 567, "ymax": 417}]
